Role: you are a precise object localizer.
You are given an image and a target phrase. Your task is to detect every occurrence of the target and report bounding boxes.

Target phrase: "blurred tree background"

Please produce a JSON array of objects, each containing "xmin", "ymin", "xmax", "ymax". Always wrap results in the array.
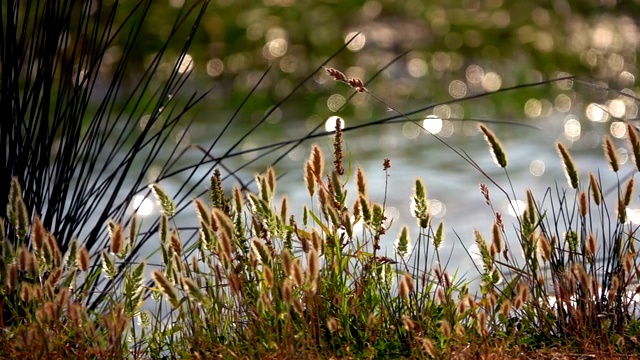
[{"xmin": 92, "ymin": 0, "xmax": 639, "ymax": 127}]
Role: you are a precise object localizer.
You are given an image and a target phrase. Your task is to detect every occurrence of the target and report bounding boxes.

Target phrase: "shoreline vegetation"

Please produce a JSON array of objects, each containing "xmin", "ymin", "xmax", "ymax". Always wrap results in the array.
[{"xmin": 2, "ymin": 1, "xmax": 640, "ymax": 359}]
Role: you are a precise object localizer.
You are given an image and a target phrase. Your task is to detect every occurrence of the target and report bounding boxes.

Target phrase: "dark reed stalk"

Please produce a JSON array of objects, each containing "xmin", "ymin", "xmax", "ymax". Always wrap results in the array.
[{"xmin": 0, "ymin": 0, "xmax": 211, "ymax": 311}]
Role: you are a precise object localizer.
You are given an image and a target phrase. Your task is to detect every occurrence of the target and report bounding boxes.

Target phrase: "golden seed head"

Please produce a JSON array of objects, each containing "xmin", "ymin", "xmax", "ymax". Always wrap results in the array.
[
  {"xmin": 307, "ymin": 248, "xmax": 319, "ymax": 290},
  {"xmin": 624, "ymin": 177, "xmax": 635, "ymax": 207},
  {"xmin": 422, "ymin": 338, "xmax": 437, "ymax": 357},
  {"xmin": 436, "ymin": 287, "xmax": 446, "ymax": 305},
  {"xmin": 500, "ymin": 300, "xmax": 512, "ymax": 318},
  {"xmin": 557, "ymin": 142, "xmax": 579, "ymax": 189},
  {"xmin": 603, "ymin": 136, "xmax": 620, "ymax": 172},
  {"xmin": 78, "ymin": 246, "xmax": 90, "ymax": 272},
  {"xmin": 108, "ymin": 222, "xmax": 124, "ymax": 256},
  {"xmin": 18, "ymin": 245, "xmax": 29, "ymax": 272},
  {"xmin": 281, "ymin": 250, "xmax": 292, "ymax": 277},
  {"xmin": 491, "ymin": 222, "xmax": 503, "ymax": 254},
  {"xmin": 440, "ymin": 319, "xmax": 452, "ymax": 337},
  {"xmin": 586, "ymin": 233, "xmax": 597, "ymax": 260},
  {"xmin": 578, "ymin": 190, "xmax": 588, "ymax": 218},
  {"xmin": 539, "ymin": 234, "xmax": 552, "ymax": 262},
  {"xmin": 589, "ymin": 172, "xmax": 602, "ymax": 206},
  {"xmin": 151, "ymin": 270, "xmax": 179, "ymax": 308},
  {"xmin": 31, "ymin": 215, "xmax": 45, "ymax": 252},
  {"xmin": 292, "ymin": 259, "xmax": 304, "ymax": 287},
  {"xmin": 477, "ymin": 311, "xmax": 488, "ymax": 335},
  {"xmin": 627, "ymin": 123, "xmax": 640, "ymax": 172},
  {"xmin": 479, "ymin": 124, "xmax": 508, "ymax": 168}
]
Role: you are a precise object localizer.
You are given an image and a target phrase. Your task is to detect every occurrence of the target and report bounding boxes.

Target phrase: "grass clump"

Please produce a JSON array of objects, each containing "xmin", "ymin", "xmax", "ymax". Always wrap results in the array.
[
  {"xmin": 5, "ymin": 115, "xmax": 640, "ymax": 358},
  {"xmin": 3, "ymin": 2, "xmax": 640, "ymax": 359}
]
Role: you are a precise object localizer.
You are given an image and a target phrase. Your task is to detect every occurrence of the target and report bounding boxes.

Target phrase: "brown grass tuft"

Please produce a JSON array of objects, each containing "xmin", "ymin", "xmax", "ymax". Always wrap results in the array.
[
  {"xmin": 307, "ymin": 248, "xmax": 319, "ymax": 291},
  {"xmin": 624, "ymin": 176, "xmax": 635, "ymax": 207},
  {"xmin": 589, "ymin": 172, "xmax": 601, "ymax": 206},
  {"xmin": 479, "ymin": 124, "xmax": 508, "ymax": 168},
  {"xmin": 78, "ymin": 246, "xmax": 90, "ymax": 272},
  {"xmin": 152, "ymin": 270, "xmax": 179, "ymax": 307},
  {"xmin": 627, "ymin": 123, "xmax": 640, "ymax": 172},
  {"xmin": 31, "ymin": 215, "xmax": 45, "ymax": 252},
  {"xmin": 603, "ymin": 136, "xmax": 620, "ymax": 172},
  {"xmin": 557, "ymin": 142, "xmax": 579, "ymax": 189},
  {"xmin": 578, "ymin": 190, "xmax": 588, "ymax": 218},
  {"xmin": 109, "ymin": 222, "xmax": 124, "ymax": 256}
]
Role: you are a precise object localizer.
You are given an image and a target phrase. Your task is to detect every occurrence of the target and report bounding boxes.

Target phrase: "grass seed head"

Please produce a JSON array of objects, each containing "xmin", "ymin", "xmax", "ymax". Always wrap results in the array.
[
  {"xmin": 477, "ymin": 310, "xmax": 488, "ymax": 335},
  {"xmin": 436, "ymin": 287, "xmax": 446, "ymax": 305},
  {"xmin": 441, "ymin": 319, "xmax": 452, "ymax": 337},
  {"xmin": 399, "ymin": 273, "xmax": 411, "ymax": 302},
  {"xmin": 579, "ymin": 190, "xmax": 588, "ymax": 218},
  {"xmin": 78, "ymin": 246, "xmax": 90, "ymax": 272},
  {"xmin": 311, "ymin": 145, "xmax": 324, "ymax": 183},
  {"xmin": 280, "ymin": 196, "xmax": 288, "ymax": 222},
  {"xmin": 479, "ymin": 124, "xmax": 508, "ymax": 168},
  {"xmin": 394, "ymin": 226, "xmax": 411, "ymax": 258},
  {"xmin": 627, "ymin": 123, "xmax": 640, "ymax": 171},
  {"xmin": 304, "ymin": 161, "xmax": 316, "ymax": 197},
  {"xmin": 18, "ymin": 245, "xmax": 29, "ymax": 272},
  {"xmin": 589, "ymin": 172, "xmax": 602, "ymax": 206},
  {"xmin": 421, "ymin": 338, "xmax": 437, "ymax": 358},
  {"xmin": 263, "ymin": 265, "xmax": 274, "ymax": 288},
  {"xmin": 586, "ymin": 233, "xmax": 597, "ymax": 260},
  {"xmin": 292, "ymin": 259, "xmax": 304, "ymax": 287},
  {"xmin": 624, "ymin": 177, "xmax": 635, "ymax": 207},
  {"xmin": 500, "ymin": 300, "xmax": 512, "ymax": 318},
  {"xmin": 539, "ymin": 234, "xmax": 552, "ymax": 262},
  {"xmin": 324, "ymin": 66, "xmax": 348, "ymax": 82},
  {"xmin": 623, "ymin": 252, "xmax": 635, "ymax": 275},
  {"xmin": 109, "ymin": 222, "xmax": 124, "ymax": 256},
  {"xmin": 194, "ymin": 198, "xmax": 211, "ymax": 228},
  {"xmin": 182, "ymin": 276, "xmax": 205, "ymax": 304},
  {"xmin": 20, "ymin": 283, "xmax": 31, "ymax": 303},
  {"xmin": 149, "ymin": 184, "xmax": 176, "ymax": 217},
  {"xmin": 152, "ymin": 270, "xmax": 179, "ymax": 308},
  {"xmin": 618, "ymin": 198, "xmax": 627, "ymax": 223},
  {"xmin": 603, "ymin": 136, "xmax": 620, "ymax": 172},
  {"xmin": 307, "ymin": 248, "xmax": 319, "ymax": 291},
  {"xmin": 491, "ymin": 222, "xmax": 503, "ymax": 254},
  {"xmin": 31, "ymin": 215, "xmax": 45, "ymax": 252},
  {"xmin": 557, "ymin": 142, "xmax": 579, "ymax": 189},
  {"xmin": 356, "ymin": 166, "xmax": 367, "ymax": 197},
  {"xmin": 281, "ymin": 249, "xmax": 292, "ymax": 277}
]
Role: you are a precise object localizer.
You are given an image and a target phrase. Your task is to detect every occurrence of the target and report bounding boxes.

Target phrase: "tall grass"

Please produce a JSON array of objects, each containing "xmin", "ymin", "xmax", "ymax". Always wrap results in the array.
[
  {"xmin": 2, "ymin": 0, "xmax": 640, "ymax": 359},
  {"xmin": 4, "ymin": 115, "xmax": 640, "ymax": 357}
]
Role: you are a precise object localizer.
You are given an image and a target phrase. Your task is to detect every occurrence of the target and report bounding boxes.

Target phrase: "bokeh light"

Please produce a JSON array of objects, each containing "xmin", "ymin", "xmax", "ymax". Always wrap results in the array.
[
  {"xmin": 422, "ymin": 115, "xmax": 443, "ymax": 134},
  {"xmin": 325, "ymin": 116, "xmax": 344, "ymax": 132},
  {"xmin": 529, "ymin": 160, "xmax": 545, "ymax": 176},
  {"xmin": 564, "ymin": 117, "xmax": 581, "ymax": 141},
  {"xmin": 508, "ymin": 199, "xmax": 525, "ymax": 217},
  {"xmin": 345, "ymin": 32, "xmax": 366, "ymax": 51}
]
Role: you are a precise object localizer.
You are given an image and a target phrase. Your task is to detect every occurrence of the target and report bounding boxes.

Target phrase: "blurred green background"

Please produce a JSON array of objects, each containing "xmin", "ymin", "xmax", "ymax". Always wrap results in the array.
[{"xmin": 95, "ymin": 0, "xmax": 640, "ymax": 126}]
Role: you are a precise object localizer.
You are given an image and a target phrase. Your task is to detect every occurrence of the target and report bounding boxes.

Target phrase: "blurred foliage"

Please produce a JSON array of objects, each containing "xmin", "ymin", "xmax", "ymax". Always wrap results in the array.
[{"xmin": 96, "ymin": 0, "xmax": 640, "ymax": 124}]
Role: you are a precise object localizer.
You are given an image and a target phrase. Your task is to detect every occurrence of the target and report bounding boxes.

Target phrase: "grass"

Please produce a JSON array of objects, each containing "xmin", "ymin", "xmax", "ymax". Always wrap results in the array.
[
  {"xmin": 2, "ymin": 1, "xmax": 640, "ymax": 359},
  {"xmin": 3, "ymin": 118, "xmax": 640, "ymax": 358}
]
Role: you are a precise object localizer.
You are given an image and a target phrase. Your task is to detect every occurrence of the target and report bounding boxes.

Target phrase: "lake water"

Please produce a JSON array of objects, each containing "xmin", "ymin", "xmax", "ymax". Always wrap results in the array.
[{"xmin": 122, "ymin": 105, "xmax": 640, "ymax": 283}]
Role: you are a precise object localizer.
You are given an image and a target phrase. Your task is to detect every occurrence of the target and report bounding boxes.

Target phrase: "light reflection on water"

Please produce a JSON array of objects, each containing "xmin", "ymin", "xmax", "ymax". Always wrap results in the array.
[{"xmin": 128, "ymin": 110, "xmax": 640, "ymax": 289}]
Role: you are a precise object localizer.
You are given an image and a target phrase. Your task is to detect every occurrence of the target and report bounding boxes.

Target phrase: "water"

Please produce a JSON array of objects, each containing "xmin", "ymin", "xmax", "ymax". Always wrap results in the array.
[{"xmin": 124, "ymin": 109, "xmax": 640, "ymax": 283}]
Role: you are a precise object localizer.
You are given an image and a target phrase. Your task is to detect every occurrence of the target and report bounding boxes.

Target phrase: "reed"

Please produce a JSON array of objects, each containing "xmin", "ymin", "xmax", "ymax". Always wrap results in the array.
[{"xmin": 2, "ymin": 1, "xmax": 640, "ymax": 359}]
